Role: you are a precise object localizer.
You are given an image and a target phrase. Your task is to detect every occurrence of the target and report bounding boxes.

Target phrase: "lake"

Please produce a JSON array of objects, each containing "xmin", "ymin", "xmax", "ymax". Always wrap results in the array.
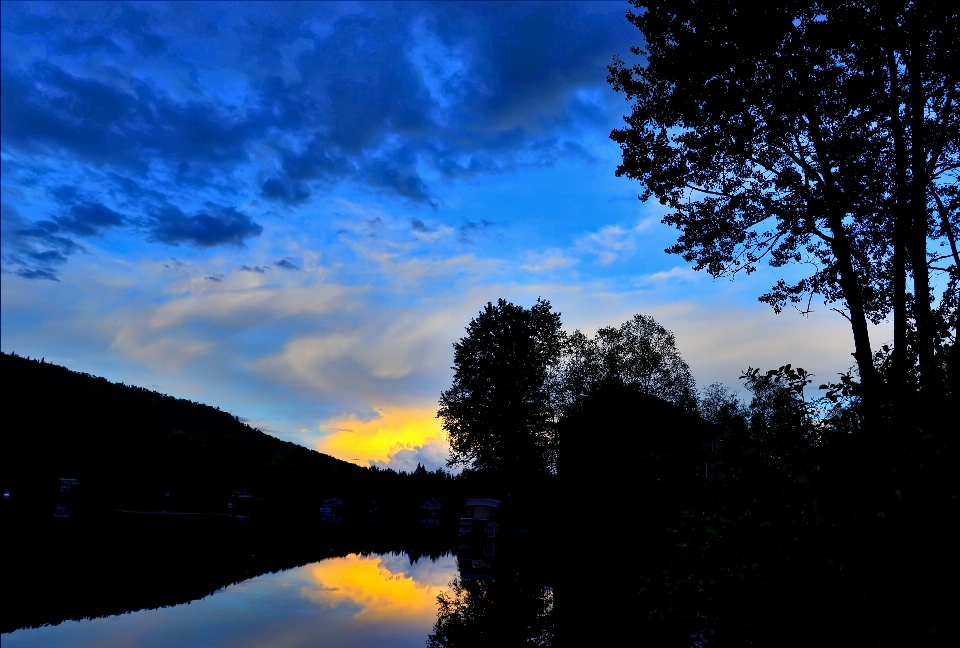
[{"xmin": 2, "ymin": 551, "xmax": 459, "ymax": 648}]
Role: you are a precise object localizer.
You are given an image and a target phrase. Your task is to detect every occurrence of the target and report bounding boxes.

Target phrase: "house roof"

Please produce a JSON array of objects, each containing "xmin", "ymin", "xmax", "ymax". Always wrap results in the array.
[{"xmin": 464, "ymin": 498, "xmax": 500, "ymax": 508}]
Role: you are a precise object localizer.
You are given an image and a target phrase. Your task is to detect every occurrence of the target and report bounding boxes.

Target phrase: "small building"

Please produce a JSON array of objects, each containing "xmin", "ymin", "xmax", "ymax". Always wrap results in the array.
[
  {"xmin": 459, "ymin": 499, "xmax": 501, "ymax": 541},
  {"xmin": 322, "ymin": 497, "xmax": 344, "ymax": 508},
  {"xmin": 421, "ymin": 498, "xmax": 442, "ymax": 512},
  {"xmin": 59, "ymin": 478, "xmax": 79, "ymax": 493}
]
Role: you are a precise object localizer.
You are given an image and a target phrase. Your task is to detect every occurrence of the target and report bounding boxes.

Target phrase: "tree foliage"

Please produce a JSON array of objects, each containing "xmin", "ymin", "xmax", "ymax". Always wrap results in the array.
[
  {"xmin": 438, "ymin": 299, "xmax": 564, "ymax": 476},
  {"xmin": 609, "ymin": 0, "xmax": 960, "ymax": 397},
  {"xmin": 559, "ymin": 314, "xmax": 698, "ymax": 413}
]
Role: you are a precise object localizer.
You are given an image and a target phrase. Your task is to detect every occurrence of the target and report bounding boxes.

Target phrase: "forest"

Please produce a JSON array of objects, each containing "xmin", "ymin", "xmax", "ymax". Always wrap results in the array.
[{"xmin": 428, "ymin": 0, "xmax": 959, "ymax": 643}]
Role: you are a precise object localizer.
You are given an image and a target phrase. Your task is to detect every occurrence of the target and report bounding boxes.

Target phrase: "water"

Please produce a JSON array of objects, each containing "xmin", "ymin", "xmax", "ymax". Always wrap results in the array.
[{"xmin": 2, "ymin": 552, "xmax": 458, "ymax": 648}]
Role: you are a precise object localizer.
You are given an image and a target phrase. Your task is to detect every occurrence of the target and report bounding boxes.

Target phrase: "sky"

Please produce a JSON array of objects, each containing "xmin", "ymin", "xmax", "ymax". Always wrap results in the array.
[{"xmin": 0, "ymin": 1, "xmax": 889, "ymax": 472}]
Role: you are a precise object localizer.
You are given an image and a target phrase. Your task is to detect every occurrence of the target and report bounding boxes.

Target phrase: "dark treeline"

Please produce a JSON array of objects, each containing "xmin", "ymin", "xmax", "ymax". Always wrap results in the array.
[
  {"xmin": 592, "ymin": 0, "xmax": 959, "ymax": 643},
  {"xmin": 428, "ymin": 292, "xmax": 955, "ymax": 645},
  {"xmin": 0, "ymin": 351, "xmax": 461, "ymax": 519}
]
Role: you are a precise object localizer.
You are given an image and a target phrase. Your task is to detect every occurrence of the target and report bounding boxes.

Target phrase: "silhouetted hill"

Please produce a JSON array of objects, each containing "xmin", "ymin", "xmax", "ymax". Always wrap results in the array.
[{"xmin": 0, "ymin": 352, "xmax": 369, "ymax": 516}]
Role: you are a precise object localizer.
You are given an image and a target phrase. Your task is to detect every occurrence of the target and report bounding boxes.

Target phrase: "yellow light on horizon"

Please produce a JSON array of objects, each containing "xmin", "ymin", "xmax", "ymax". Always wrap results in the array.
[{"xmin": 317, "ymin": 406, "xmax": 447, "ymax": 467}]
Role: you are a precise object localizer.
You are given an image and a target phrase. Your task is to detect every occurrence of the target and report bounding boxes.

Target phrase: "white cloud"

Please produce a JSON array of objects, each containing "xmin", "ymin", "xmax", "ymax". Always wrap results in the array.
[
  {"xmin": 521, "ymin": 248, "xmax": 578, "ymax": 273},
  {"xmin": 575, "ymin": 218, "xmax": 657, "ymax": 265},
  {"xmin": 636, "ymin": 265, "xmax": 699, "ymax": 285},
  {"xmin": 370, "ymin": 437, "xmax": 452, "ymax": 473}
]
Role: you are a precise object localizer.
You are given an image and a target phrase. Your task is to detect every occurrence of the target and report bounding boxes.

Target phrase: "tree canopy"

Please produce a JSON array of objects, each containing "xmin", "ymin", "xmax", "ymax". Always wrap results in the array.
[
  {"xmin": 559, "ymin": 313, "xmax": 698, "ymax": 413},
  {"xmin": 438, "ymin": 298, "xmax": 564, "ymax": 476},
  {"xmin": 609, "ymin": 0, "xmax": 959, "ymax": 400}
]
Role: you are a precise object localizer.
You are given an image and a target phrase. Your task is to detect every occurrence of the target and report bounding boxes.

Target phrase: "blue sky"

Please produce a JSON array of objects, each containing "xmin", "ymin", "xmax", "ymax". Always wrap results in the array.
[{"xmin": 0, "ymin": 1, "xmax": 886, "ymax": 470}]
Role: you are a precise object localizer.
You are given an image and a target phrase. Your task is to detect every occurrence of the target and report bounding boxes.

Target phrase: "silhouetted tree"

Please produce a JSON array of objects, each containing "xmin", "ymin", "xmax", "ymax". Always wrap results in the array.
[
  {"xmin": 699, "ymin": 382, "xmax": 750, "ymax": 434},
  {"xmin": 438, "ymin": 299, "xmax": 564, "ymax": 476},
  {"xmin": 559, "ymin": 313, "xmax": 698, "ymax": 413},
  {"xmin": 609, "ymin": 1, "xmax": 960, "ymax": 399}
]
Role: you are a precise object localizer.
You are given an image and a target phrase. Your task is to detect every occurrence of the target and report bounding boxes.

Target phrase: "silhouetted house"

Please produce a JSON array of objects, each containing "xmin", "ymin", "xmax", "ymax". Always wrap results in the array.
[
  {"xmin": 319, "ymin": 497, "xmax": 344, "ymax": 522},
  {"xmin": 228, "ymin": 489, "xmax": 257, "ymax": 517},
  {"xmin": 59, "ymin": 478, "xmax": 79, "ymax": 493},
  {"xmin": 421, "ymin": 498, "xmax": 442, "ymax": 513},
  {"xmin": 559, "ymin": 383, "xmax": 722, "ymax": 489},
  {"xmin": 459, "ymin": 499, "xmax": 500, "ymax": 541},
  {"xmin": 698, "ymin": 421, "xmax": 722, "ymax": 477}
]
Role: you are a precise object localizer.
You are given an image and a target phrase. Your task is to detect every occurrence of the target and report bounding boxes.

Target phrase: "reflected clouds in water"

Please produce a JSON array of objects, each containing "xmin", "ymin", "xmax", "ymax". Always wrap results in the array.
[
  {"xmin": 2, "ymin": 552, "xmax": 457, "ymax": 648},
  {"xmin": 302, "ymin": 553, "xmax": 455, "ymax": 626}
]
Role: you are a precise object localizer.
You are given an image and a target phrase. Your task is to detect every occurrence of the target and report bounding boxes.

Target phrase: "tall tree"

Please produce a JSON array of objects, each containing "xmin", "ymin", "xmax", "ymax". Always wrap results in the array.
[
  {"xmin": 559, "ymin": 313, "xmax": 698, "ymax": 413},
  {"xmin": 438, "ymin": 299, "xmax": 564, "ymax": 476},
  {"xmin": 609, "ymin": 1, "xmax": 959, "ymax": 398}
]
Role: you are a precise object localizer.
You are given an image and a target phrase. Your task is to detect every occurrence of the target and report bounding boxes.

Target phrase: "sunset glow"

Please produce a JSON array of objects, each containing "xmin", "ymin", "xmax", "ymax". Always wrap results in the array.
[{"xmin": 318, "ymin": 406, "xmax": 449, "ymax": 469}]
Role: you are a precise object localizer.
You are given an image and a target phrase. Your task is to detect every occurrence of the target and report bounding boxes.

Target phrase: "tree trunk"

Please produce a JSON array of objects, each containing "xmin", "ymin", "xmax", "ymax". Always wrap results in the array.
[
  {"xmin": 827, "ymin": 210, "xmax": 877, "ymax": 390},
  {"xmin": 907, "ymin": 6, "xmax": 938, "ymax": 395}
]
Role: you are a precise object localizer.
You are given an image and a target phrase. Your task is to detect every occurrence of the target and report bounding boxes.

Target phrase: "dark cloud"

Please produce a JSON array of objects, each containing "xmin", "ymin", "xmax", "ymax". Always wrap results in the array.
[
  {"xmin": 239, "ymin": 264, "xmax": 267, "ymax": 273},
  {"xmin": 13, "ymin": 268, "xmax": 61, "ymax": 281},
  {"xmin": 55, "ymin": 202, "xmax": 125, "ymax": 236},
  {"xmin": 164, "ymin": 258, "xmax": 187, "ymax": 270},
  {"xmin": 148, "ymin": 205, "xmax": 263, "ymax": 247},
  {"xmin": 274, "ymin": 257, "xmax": 300, "ymax": 271},
  {"xmin": 206, "ymin": 274, "xmax": 223, "ymax": 282},
  {"xmin": 111, "ymin": 3, "xmax": 169, "ymax": 55},
  {"xmin": 0, "ymin": 62, "xmax": 257, "ymax": 173},
  {"xmin": 56, "ymin": 34, "xmax": 122, "ymax": 54},
  {"xmin": 0, "ymin": 203, "xmax": 83, "ymax": 281},
  {"xmin": 261, "ymin": 178, "xmax": 310, "ymax": 205},
  {"xmin": 458, "ymin": 219, "xmax": 495, "ymax": 244},
  {"xmin": 411, "ymin": 219, "xmax": 433, "ymax": 233},
  {"xmin": 0, "ymin": 1, "xmax": 638, "ymax": 271}
]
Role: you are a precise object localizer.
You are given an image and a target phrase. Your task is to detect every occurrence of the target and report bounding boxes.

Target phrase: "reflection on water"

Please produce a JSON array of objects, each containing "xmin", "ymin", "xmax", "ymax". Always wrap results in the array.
[
  {"xmin": 2, "ymin": 552, "xmax": 457, "ymax": 648},
  {"xmin": 428, "ymin": 577, "xmax": 555, "ymax": 647}
]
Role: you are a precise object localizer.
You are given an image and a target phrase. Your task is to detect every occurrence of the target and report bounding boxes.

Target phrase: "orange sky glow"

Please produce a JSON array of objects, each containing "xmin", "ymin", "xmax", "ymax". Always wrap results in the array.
[{"xmin": 317, "ymin": 406, "xmax": 449, "ymax": 467}]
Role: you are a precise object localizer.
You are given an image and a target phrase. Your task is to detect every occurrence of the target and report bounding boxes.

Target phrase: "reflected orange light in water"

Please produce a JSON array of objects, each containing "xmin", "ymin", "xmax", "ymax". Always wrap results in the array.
[
  {"xmin": 317, "ymin": 406, "xmax": 446, "ymax": 466},
  {"xmin": 302, "ymin": 554, "xmax": 453, "ymax": 624}
]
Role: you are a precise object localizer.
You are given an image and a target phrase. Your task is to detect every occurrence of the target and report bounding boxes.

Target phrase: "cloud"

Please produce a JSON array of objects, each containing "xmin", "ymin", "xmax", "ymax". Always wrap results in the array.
[
  {"xmin": 577, "ymin": 224, "xmax": 638, "ymax": 264},
  {"xmin": 274, "ymin": 257, "xmax": 300, "ymax": 270},
  {"xmin": 521, "ymin": 248, "xmax": 578, "ymax": 273},
  {"xmin": 147, "ymin": 205, "xmax": 263, "ymax": 247},
  {"xmin": 637, "ymin": 266, "xmax": 699, "ymax": 285},
  {"xmin": 146, "ymin": 278, "xmax": 353, "ymax": 330},
  {"xmin": 55, "ymin": 202, "xmax": 125, "ymax": 236},
  {"xmin": 411, "ymin": 219, "xmax": 433, "ymax": 233},
  {"xmin": 239, "ymin": 264, "xmax": 267, "ymax": 273},
  {"xmin": 1, "ymin": 203, "xmax": 82, "ymax": 281},
  {"xmin": 370, "ymin": 437, "xmax": 452, "ymax": 473},
  {"xmin": 576, "ymin": 218, "xmax": 661, "ymax": 265},
  {"xmin": 2, "ymin": 1, "xmax": 637, "ymax": 230},
  {"xmin": 261, "ymin": 178, "xmax": 310, "ymax": 205},
  {"xmin": 457, "ymin": 219, "xmax": 494, "ymax": 244}
]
